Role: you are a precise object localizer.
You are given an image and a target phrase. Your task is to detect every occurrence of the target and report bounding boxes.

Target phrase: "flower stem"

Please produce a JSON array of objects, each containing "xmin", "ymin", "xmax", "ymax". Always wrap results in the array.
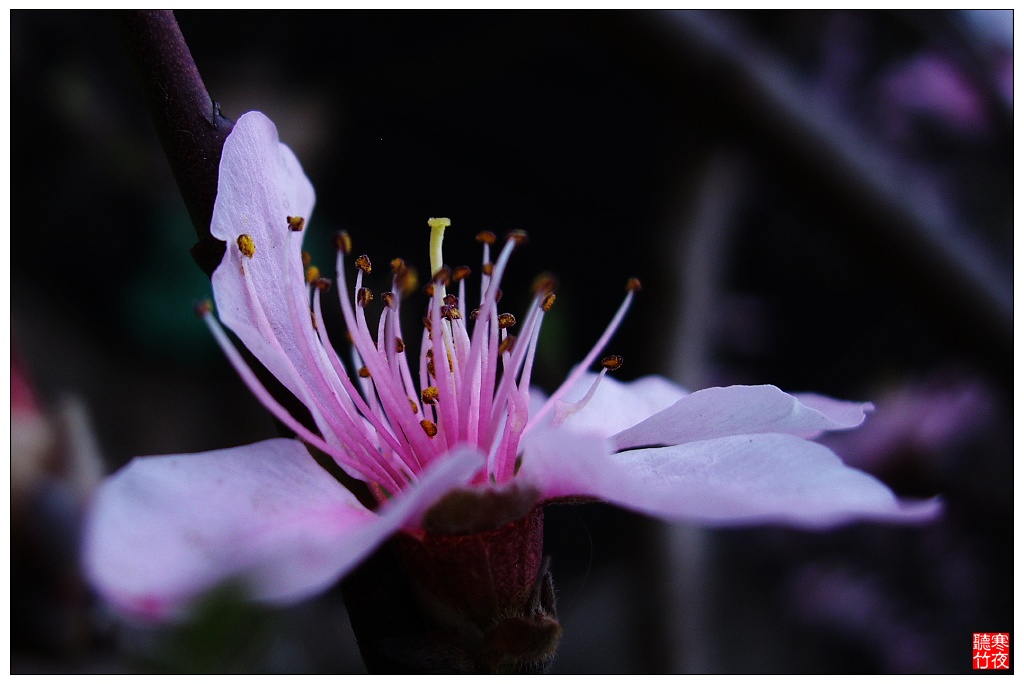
[{"xmin": 113, "ymin": 10, "xmax": 232, "ymax": 275}]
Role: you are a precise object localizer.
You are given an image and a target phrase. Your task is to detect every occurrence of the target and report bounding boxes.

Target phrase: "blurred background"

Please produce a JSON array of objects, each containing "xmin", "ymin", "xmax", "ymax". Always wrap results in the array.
[{"xmin": 10, "ymin": 9, "xmax": 1013, "ymax": 673}]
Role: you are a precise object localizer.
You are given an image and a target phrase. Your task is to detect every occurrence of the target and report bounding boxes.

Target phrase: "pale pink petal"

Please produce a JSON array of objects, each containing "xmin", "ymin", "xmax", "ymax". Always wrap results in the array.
[
  {"xmin": 209, "ymin": 111, "xmax": 327, "ymax": 404},
  {"xmin": 83, "ymin": 439, "xmax": 483, "ymax": 621},
  {"xmin": 527, "ymin": 372, "xmax": 689, "ymax": 440},
  {"xmin": 612, "ymin": 385, "xmax": 872, "ymax": 451},
  {"xmin": 520, "ymin": 429, "xmax": 940, "ymax": 528}
]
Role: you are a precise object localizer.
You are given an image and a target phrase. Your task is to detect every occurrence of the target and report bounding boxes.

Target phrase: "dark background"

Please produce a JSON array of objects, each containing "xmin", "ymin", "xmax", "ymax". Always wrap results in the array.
[{"xmin": 10, "ymin": 10, "xmax": 1013, "ymax": 673}]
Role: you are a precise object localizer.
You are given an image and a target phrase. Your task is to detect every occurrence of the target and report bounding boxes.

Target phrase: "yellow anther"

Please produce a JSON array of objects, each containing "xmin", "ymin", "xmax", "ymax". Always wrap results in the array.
[
  {"xmin": 409, "ymin": 397, "xmax": 419, "ymax": 414},
  {"xmin": 355, "ymin": 254, "xmax": 372, "ymax": 274},
  {"xmin": 428, "ymin": 217, "xmax": 452, "ymax": 279},
  {"xmin": 420, "ymin": 419, "xmax": 438, "ymax": 438},
  {"xmin": 541, "ymin": 293, "xmax": 556, "ymax": 312},
  {"xmin": 452, "ymin": 265, "xmax": 472, "ymax": 282},
  {"xmin": 421, "ymin": 386, "xmax": 440, "ymax": 405},
  {"xmin": 287, "ymin": 216, "xmax": 305, "ymax": 232},
  {"xmin": 357, "ymin": 287, "xmax": 373, "ymax": 307},
  {"xmin": 358, "ymin": 366, "xmax": 371, "ymax": 378},
  {"xmin": 476, "ymin": 230, "xmax": 496, "ymax": 245},
  {"xmin": 498, "ymin": 313, "xmax": 516, "ymax": 329},
  {"xmin": 482, "ymin": 262, "xmax": 494, "ymax": 276},
  {"xmin": 305, "ymin": 265, "xmax": 320, "ymax": 284},
  {"xmin": 236, "ymin": 234, "xmax": 256, "ymax": 258},
  {"xmin": 601, "ymin": 355, "xmax": 624, "ymax": 371},
  {"xmin": 334, "ymin": 230, "xmax": 353, "ymax": 255},
  {"xmin": 499, "ymin": 334, "xmax": 517, "ymax": 355}
]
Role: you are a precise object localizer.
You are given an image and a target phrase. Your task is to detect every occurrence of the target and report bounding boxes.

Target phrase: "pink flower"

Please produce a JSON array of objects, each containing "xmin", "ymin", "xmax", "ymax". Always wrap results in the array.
[{"xmin": 83, "ymin": 112, "xmax": 939, "ymax": 621}]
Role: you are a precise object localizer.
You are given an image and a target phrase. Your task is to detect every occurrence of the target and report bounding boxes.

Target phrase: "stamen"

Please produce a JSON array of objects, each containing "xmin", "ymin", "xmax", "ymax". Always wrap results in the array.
[
  {"xmin": 524, "ymin": 278, "xmax": 639, "ymax": 434},
  {"xmin": 355, "ymin": 254, "xmax": 372, "ymax": 274},
  {"xmin": 601, "ymin": 354, "xmax": 624, "ymax": 371},
  {"xmin": 305, "ymin": 265, "xmax": 320, "ymax": 284},
  {"xmin": 287, "ymin": 216, "xmax": 306, "ymax": 232},
  {"xmin": 420, "ymin": 419, "xmax": 438, "ymax": 438},
  {"xmin": 334, "ymin": 230, "xmax": 353, "ymax": 255},
  {"xmin": 236, "ymin": 234, "xmax": 256, "ymax": 258}
]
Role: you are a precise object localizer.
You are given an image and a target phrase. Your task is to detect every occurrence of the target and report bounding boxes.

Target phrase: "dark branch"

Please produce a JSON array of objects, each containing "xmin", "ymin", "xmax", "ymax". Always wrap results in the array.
[{"xmin": 114, "ymin": 10, "xmax": 231, "ymax": 275}]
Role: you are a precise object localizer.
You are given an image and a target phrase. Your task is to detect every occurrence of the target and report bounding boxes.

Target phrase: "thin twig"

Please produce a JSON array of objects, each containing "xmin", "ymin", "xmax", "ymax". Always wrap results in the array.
[{"xmin": 114, "ymin": 10, "xmax": 232, "ymax": 275}]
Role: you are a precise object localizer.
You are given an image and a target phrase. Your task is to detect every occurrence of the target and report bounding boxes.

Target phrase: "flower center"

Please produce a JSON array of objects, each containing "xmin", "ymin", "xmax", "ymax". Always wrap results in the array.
[{"xmin": 202, "ymin": 218, "xmax": 638, "ymax": 500}]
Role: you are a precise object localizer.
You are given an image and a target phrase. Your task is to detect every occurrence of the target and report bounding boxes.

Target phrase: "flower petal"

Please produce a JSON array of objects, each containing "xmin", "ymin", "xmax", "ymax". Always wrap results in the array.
[
  {"xmin": 521, "ymin": 429, "xmax": 939, "ymax": 528},
  {"xmin": 612, "ymin": 384, "xmax": 872, "ymax": 451},
  {"xmin": 82, "ymin": 438, "xmax": 483, "ymax": 621},
  {"xmin": 209, "ymin": 111, "xmax": 326, "ymax": 404},
  {"xmin": 528, "ymin": 372, "xmax": 688, "ymax": 439}
]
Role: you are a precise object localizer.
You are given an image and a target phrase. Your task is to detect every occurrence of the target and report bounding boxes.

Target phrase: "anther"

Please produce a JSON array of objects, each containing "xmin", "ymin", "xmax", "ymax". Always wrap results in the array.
[
  {"xmin": 532, "ymin": 273, "xmax": 558, "ymax": 295},
  {"xmin": 421, "ymin": 386, "xmax": 440, "ymax": 405},
  {"xmin": 423, "ymin": 283, "xmax": 435, "ymax": 297},
  {"xmin": 409, "ymin": 398, "xmax": 419, "ymax": 414},
  {"xmin": 498, "ymin": 313, "xmax": 516, "ymax": 329},
  {"xmin": 601, "ymin": 355, "xmax": 624, "ymax": 371},
  {"xmin": 452, "ymin": 265, "xmax": 472, "ymax": 282},
  {"xmin": 236, "ymin": 234, "xmax": 256, "ymax": 258},
  {"xmin": 313, "ymin": 277, "xmax": 332, "ymax": 292},
  {"xmin": 494, "ymin": 288, "xmax": 503, "ymax": 303},
  {"xmin": 499, "ymin": 334, "xmax": 517, "ymax": 355},
  {"xmin": 542, "ymin": 293, "xmax": 556, "ymax": 312},
  {"xmin": 194, "ymin": 299, "xmax": 213, "ymax": 317},
  {"xmin": 334, "ymin": 230, "xmax": 353, "ymax": 255},
  {"xmin": 391, "ymin": 258, "xmax": 406, "ymax": 274},
  {"xmin": 287, "ymin": 216, "xmax": 305, "ymax": 232},
  {"xmin": 470, "ymin": 308, "xmax": 480, "ymax": 320},
  {"xmin": 355, "ymin": 254, "xmax": 372, "ymax": 274},
  {"xmin": 394, "ymin": 337, "xmax": 405, "ymax": 353},
  {"xmin": 381, "ymin": 291, "xmax": 397, "ymax": 310},
  {"xmin": 444, "ymin": 294, "xmax": 459, "ymax": 307},
  {"xmin": 506, "ymin": 229, "xmax": 529, "ymax": 247},
  {"xmin": 420, "ymin": 419, "xmax": 438, "ymax": 438},
  {"xmin": 427, "ymin": 360, "xmax": 436, "ymax": 377},
  {"xmin": 476, "ymin": 230, "xmax": 497, "ymax": 245},
  {"xmin": 442, "ymin": 306, "xmax": 462, "ymax": 320},
  {"xmin": 422, "ymin": 316, "xmax": 433, "ymax": 333},
  {"xmin": 432, "ymin": 266, "xmax": 451, "ymax": 285},
  {"xmin": 302, "ymin": 251, "xmax": 312, "ymax": 266},
  {"xmin": 358, "ymin": 366, "xmax": 371, "ymax": 378},
  {"xmin": 482, "ymin": 262, "xmax": 494, "ymax": 276},
  {"xmin": 626, "ymin": 277, "xmax": 642, "ymax": 292},
  {"xmin": 305, "ymin": 265, "xmax": 320, "ymax": 284},
  {"xmin": 357, "ymin": 287, "xmax": 373, "ymax": 307}
]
